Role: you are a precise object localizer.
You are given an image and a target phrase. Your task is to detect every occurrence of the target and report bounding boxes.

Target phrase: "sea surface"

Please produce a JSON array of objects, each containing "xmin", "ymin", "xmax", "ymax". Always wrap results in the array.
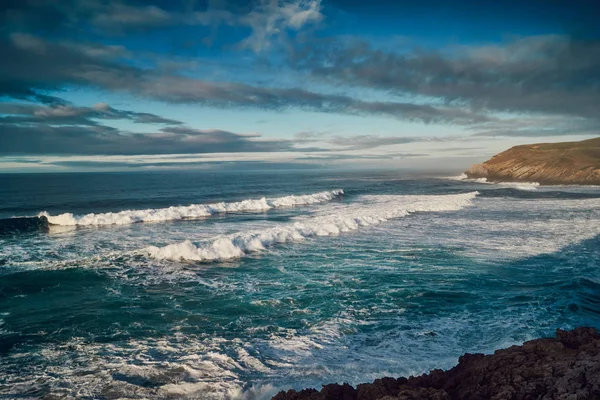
[{"xmin": 0, "ymin": 169, "xmax": 599, "ymax": 399}]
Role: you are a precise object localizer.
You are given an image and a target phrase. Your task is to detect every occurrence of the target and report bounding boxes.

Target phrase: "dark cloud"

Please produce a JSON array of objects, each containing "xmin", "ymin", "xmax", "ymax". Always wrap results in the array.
[
  {"xmin": 0, "ymin": 102, "xmax": 183, "ymax": 126},
  {"xmin": 0, "ymin": 1, "xmax": 180, "ymax": 35},
  {"xmin": 292, "ymin": 35, "xmax": 600, "ymax": 121},
  {"xmin": 0, "ymin": 122, "xmax": 302, "ymax": 155},
  {"xmin": 0, "ymin": 101, "xmax": 307, "ymax": 155},
  {"xmin": 2, "ymin": 0, "xmax": 597, "ymax": 159},
  {"xmin": 0, "ymin": 33, "xmax": 492, "ymax": 125},
  {"xmin": 468, "ymin": 115, "xmax": 600, "ymax": 138},
  {"xmin": 0, "ymin": 0, "xmax": 81, "ymax": 34},
  {"xmin": 0, "ymin": 0, "xmax": 322, "ymax": 48},
  {"xmin": 0, "ymin": 33, "xmax": 139, "ymax": 104}
]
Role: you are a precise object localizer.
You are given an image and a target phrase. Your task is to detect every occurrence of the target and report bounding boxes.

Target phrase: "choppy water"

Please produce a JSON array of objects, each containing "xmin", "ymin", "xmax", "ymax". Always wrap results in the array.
[{"xmin": 0, "ymin": 170, "xmax": 599, "ymax": 399}]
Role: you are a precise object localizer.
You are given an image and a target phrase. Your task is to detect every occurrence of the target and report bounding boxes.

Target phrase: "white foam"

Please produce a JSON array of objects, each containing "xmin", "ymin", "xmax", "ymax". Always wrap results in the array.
[
  {"xmin": 494, "ymin": 180, "xmax": 540, "ymax": 190},
  {"xmin": 446, "ymin": 173, "xmax": 539, "ymax": 190},
  {"xmin": 0, "ymin": 335, "xmax": 269, "ymax": 400},
  {"xmin": 145, "ymin": 192, "xmax": 479, "ymax": 262},
  {"xmin": 377, "ymin": 195, "xmax": 600, "ymax": 260},
  {"xmin": 446, "ymin": 173, "xmax": 469, "ymax": 181},
  {"xmin": 39, "ymin": 189, "xmax": 344, "ymax": 226}
]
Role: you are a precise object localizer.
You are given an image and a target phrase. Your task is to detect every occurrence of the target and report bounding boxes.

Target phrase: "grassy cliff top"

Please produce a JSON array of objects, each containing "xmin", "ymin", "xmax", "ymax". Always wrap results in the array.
[
  {"xmin": 485, "ymin": 137, "xmax": 600, "ymax": 168},
  {"xmin": 466, "ymin": 137, "xmax": 600, "ymax": 185}
]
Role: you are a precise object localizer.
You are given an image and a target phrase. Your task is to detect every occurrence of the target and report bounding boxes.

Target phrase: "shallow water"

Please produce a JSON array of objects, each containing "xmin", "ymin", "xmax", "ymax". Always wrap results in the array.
[{"xmin": 1, "ymin": 170, "xmax": 599, "ymax": 399}]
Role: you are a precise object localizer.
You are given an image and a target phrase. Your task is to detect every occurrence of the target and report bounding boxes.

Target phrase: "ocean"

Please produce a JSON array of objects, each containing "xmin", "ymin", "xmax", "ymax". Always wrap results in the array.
[{"xmin": 0, "ymin": 169, "xmax": 599, "ymax": 399}]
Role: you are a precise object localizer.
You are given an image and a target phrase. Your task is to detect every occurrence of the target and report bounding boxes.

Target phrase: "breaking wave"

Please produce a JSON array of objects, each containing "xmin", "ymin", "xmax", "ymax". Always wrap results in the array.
[
  {"xmin": 447, "ymin": 173, "xmax": 539, "ymax": 190},
  {"xmin": 39, "ymin": 189, "xmax": 344, "ymax": 226},
  {"xmin": 145, "ymin": 192, "xmax": 479, "ymax": 262}
]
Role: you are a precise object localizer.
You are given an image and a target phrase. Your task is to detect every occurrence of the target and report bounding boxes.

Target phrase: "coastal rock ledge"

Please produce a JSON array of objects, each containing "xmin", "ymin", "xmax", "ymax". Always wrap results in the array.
[
  {"xmin": 273, "ymin": 327, "xmax": 600, "ymax": 400},
  {"xmin": 464, "ymin": 137, "xmax": 600, "ymax": 185}
]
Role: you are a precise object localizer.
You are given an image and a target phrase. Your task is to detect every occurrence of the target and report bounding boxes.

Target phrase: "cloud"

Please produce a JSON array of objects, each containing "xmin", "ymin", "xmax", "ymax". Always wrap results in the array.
[
  {"xmin": 0, "ymin": 101, "xmax": 313, "ymax": 156},
  {"xmin": 2, "ymin": 0, "xmax": 322, "ymax": 50},
  {"xmin": 1, "ymin": 1, "xmax": 177, "ymax": 34},
  {"xmin": 92, "ymin": 3, "xmax": 174, "ymax": 31},
  {"xmin": 0, "ymin": 121, "xmax": 304, "ymax": 155},
  {"xmin": 0, "ymin": 0, "xmax": 81, "ymax": 33},
  {"xmin": 293, "ymin": 132, "xmax": 475, "ymax": 152},
  {"xmin": 0, "ymin": 152, "xmax": 339, "ymax": 171},
  {"xmin": 237, "ymin": 0, "xmax": 323, "ymax": 52},
  {"xmin": 1, "ymin": 100, "xmax": 449, "ymax": 156},
  {"xmin": 0, "ymin": 102, "xmax": 183, "ymax": 126},
  {"xmin": 3, "ymin": 0, "xmax": 597, "ymax": 150},
  {"xmin": 297, "ymin": 152, "xmax": 427, "ymax": 161},
  {"xmin": 293, "ymin": 130, "xmax": 333, "ymax": 143},
  {"xmin": 95, "ymin": 0, "xmax": 323, "ymax": 50},
  {"xmin": 25, "ymin": 159, "xmax": 325, "ymax": 171},
  {"xmin": 293, "ymin": 35, "xmax": 600, "ymax": 121},
  {"xmin": 326, "ymin": 134, "xmax": 451, "ymax": 150},
  {"xmin": 0, "ymin": 33, "xmax": 493, "ymax": 125},
  {"xmin": 431, "ymin": 146, "xmax": 485, "ymax": 152},
  {"xmin": 468, "ymin": 115, "xmax": 600, "ymax": 138},
  {"xmin": 0, "ymin": 33, "xmax": 139, "ymax": 104},
  {"xmin": 471, "ymin": 129, "xmax": 598, "ymax": 138}
]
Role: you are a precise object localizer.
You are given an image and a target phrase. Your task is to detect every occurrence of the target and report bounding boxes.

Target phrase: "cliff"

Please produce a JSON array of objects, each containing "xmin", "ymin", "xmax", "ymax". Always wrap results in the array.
[
  {"xmin": 273, "ymin": 327, "xmax": 600, "ymax": 400},
  {"xmin": 464, "ymin": 137, "xmax": 600, "ymax": 185}
]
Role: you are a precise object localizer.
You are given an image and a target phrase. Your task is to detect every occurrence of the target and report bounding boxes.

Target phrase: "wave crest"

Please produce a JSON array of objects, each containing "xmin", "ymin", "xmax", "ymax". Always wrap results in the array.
[
  {"xmin": 145, "ymin": 191, "xmax": 479, "ymax": 262},
  {"xmin": 39, "ymin": 189, "xmax": 344, "ymax": 226},
  {"xmin": 447, "ymin": 174, "xmax": 539, "ymax": 190}
]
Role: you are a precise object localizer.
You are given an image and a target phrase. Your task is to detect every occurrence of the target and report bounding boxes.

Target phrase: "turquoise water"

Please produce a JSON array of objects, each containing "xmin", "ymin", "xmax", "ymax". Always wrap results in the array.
[{"xmin": 0, "ymin": 170, "xmax": 599, "ymax": 399}]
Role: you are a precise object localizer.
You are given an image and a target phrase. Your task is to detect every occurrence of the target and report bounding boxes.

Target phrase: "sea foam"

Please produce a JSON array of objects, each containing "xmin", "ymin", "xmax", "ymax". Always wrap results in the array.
[
  {"xmin": 39, "ymin": 189, "xmax": 344, "ymax": 226},
  {"xmin": 447, "ymin": 173, "xmax": 539, "ymax": 190},
  {"xmin": 145, "ymin": 192, "xmax": 479, "ymax": 262}
]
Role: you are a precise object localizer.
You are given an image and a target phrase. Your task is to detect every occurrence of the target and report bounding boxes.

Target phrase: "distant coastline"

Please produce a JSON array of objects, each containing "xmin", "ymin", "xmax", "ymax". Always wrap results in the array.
[{"xmin": 464, "ymin": 137, "xmax": 600, "ymax": 185}]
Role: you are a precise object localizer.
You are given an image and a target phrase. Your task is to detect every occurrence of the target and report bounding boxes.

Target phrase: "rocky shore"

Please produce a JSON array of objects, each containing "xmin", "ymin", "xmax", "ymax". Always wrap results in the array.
[
  {"xmin": 273, "ymin": 327, "xmax": 600, "ymax": 400},
  {"xmin": 464, "ymin": 137, "xmax": 600, "ymax": 185}
]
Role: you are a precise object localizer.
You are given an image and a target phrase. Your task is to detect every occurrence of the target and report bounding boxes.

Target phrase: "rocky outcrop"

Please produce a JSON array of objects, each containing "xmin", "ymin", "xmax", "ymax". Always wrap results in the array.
[
  {"xmin": 273, "ymin": 327, "xmax": 600, "ymax": 400},
  {"xmin": 464, "ymin": 137, "xmax": 600, "ymax": 185}
]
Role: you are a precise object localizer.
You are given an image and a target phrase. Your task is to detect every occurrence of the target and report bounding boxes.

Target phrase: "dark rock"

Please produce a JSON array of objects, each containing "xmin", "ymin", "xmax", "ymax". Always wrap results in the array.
[
  {"xmin": 273, "ymin": 327, "xmax": 600, "ymax": 400},
  {"xmin": 356, "ymin": 377, "xmax": 406, "ymax": 400},
  {"xmin": 557, "ymin": 327, "xmax": 600, "ymax": 349},
  {"xmin": 273, "ymin": 384, "xmax": 357, "ymax": 400},
  {"xmin": 273, "ymin": 388, "xmax": 320, "ymax": 400}
]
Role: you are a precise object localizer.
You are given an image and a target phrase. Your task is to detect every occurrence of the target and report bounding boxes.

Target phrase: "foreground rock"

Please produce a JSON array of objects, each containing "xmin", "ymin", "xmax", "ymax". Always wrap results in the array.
[
  {"xmin": 273, "ymin": 327, "xmax": 600, "ymax": 400},
  {"xmin": 464, "ymin": 137, "xmax": 600, "ymax": 185}
]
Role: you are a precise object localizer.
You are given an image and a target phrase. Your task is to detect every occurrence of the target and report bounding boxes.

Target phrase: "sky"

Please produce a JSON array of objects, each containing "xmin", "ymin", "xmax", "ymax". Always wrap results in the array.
[{"xmin": 0, "ymin": 0, "xmax": 599, "ymax": 172}]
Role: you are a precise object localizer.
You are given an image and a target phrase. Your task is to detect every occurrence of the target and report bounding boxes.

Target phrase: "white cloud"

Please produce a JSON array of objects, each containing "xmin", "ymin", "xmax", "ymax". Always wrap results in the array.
[
  {"xmin": 239, "ymin": 0, "xmax": 323, "ymax": 52},
  {"xmin": 93, "ymin": 3, "xmax": 174, "ymax": 28}
]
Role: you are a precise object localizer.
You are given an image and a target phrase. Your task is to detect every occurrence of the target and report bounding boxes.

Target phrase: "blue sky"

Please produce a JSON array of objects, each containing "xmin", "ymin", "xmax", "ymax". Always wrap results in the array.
[{"xmin": 0, "ymin": 0, "xmax": 599, "ymax": 172}]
